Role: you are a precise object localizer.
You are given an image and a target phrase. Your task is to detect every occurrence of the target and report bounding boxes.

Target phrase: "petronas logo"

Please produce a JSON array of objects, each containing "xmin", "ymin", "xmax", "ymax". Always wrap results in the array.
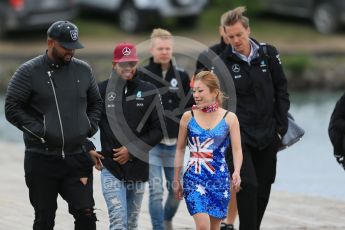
[{"xmin": 136, "ymin": 91, "xmax": 142, "ymax": 98}]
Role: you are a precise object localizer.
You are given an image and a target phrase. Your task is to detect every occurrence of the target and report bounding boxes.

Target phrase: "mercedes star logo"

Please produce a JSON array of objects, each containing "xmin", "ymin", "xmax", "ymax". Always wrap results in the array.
[
  {"xmin": 122, "ymin": 47, "xmax": 131, "ymax": 56},
  {"xmin": 232, "ymin": 64, "xmax": 240, "ymax": 73},
  {"xmin": 107, "ymin": 92, "xmax": 116, "ymax": 101}
]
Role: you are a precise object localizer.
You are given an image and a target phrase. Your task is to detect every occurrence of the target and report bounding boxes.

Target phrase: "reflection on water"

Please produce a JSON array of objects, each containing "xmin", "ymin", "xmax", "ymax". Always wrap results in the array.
[{"xmin": 1, "ymin": 91, "xmax": 344, "ymax": 199}]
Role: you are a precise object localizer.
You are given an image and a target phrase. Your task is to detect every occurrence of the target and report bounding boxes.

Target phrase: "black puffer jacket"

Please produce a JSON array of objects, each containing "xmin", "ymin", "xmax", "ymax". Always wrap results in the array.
[
  {"xmin": 217, "ymin": 39, "xmax": 290, "ymax": 149},
  {"xmin": 5, "ymin": 53, "xmax": 102, "ymax": 156},
  {"xmin": 140, "ymin": 58, "xmax": 193, "ymax": 139},
  {"xmin": 87, "ymin": 71, "xmax": 163, "ymax": 182}
]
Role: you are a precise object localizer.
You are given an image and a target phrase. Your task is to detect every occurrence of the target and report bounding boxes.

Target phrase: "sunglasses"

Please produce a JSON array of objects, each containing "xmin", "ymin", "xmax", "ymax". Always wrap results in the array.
[{"xmin": 117, "ymin": 62, "xmax": 137, "ymax": 68}]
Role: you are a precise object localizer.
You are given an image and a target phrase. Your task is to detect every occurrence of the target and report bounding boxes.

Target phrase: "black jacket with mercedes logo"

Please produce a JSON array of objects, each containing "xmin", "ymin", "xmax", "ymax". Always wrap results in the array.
[
  {"xmin": 217, "ymin": 39, "xmax": 290, "ymax": 149},
  {"xmin": 88, "ymin": 71, "xmax": 163, "ymax": 182},
  {"xmin": 140, "ymin": 58, "xmax": 193, "ymax": 139}
]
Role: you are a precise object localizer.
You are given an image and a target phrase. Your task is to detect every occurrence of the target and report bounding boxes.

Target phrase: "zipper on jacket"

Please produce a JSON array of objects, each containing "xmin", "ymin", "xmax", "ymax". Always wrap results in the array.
[
  {"xmin": 43, "ymin": 115, "xmax": 46, "ymax": 137},
  {"xmin": 48, "ymin": 71, "xmax": 65, "ymax": 159},
  {"xmin": 22, "ymin": 125, "xmax": 46, "ymax": 144}
]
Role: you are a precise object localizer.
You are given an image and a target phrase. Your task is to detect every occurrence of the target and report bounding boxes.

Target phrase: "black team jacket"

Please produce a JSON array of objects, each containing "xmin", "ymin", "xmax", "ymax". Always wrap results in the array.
[
  {"xmin": 141, "ymin": 58, "xmax": 193, "ymax": 139},
  {"xmin": 86, "ymin": 71, "xmax": 163, "ymax": 182},
  {"xmin": 217, "ymin": 38, "xmax": 290, "ymax": 149}
]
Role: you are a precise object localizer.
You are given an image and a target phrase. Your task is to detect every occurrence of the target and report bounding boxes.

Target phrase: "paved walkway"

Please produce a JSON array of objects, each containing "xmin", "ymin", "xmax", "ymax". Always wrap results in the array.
[{"xmin": 1, "ymin": 141, "xmax": 345, "ymax": 230}]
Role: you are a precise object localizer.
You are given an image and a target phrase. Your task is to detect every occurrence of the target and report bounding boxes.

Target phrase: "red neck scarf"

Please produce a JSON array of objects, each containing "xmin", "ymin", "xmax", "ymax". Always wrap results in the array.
[{"xmin": 192, "ymin": 102, "xmax": 219, "ymax": 113}]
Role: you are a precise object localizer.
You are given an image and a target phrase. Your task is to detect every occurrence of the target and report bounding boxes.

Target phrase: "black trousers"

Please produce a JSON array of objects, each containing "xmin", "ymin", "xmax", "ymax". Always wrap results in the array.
[
  {"xmin": 235, "ymin": 137, "xmax": 280, "ymax": 230},
  {"xmin": 24, "ymin": 151, "xmax": 96, "ymax": 230}
]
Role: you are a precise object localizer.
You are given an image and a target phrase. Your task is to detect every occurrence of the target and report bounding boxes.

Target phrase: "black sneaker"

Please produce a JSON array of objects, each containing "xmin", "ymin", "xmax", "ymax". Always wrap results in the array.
[{"xmin": 220, "ymin": 222, "xmax": 236, "ymax": 230}]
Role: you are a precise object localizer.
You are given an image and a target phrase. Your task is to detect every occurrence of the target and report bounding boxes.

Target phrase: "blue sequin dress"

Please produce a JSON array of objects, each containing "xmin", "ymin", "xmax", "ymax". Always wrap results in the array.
[{"xmin": 183, "ymin": 112, "xmax": 231, "ymax": 219}]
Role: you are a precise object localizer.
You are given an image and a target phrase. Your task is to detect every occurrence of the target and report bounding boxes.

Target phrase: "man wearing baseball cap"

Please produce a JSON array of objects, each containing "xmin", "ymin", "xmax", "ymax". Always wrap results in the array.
[
  {"xmin": 5, "ymin": 20, "xmax": 102, "ymax": 230},
  {"xmin": 86, "ymin": 42, "xmax": 163, "ymax": 229},
  {"xmin": 46, "ymin": 20, "xmax": 84, "ymax": 65},
  {"xmin": 47, "ymin": 20, "xmax": 84, "ymax": 49}
]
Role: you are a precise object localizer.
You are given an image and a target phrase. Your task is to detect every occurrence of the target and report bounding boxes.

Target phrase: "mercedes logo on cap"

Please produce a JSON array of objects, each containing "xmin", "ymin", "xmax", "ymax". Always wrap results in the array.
[{"xmin": 122, "ymin": 47, "xmax": 131, "ymax": 56}]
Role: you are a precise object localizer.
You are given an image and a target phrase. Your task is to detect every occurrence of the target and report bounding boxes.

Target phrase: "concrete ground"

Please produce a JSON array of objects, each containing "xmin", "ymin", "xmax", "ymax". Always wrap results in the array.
[{"xmin": 1, "ymin": 141, "xmax": 345, "ymax": 230}]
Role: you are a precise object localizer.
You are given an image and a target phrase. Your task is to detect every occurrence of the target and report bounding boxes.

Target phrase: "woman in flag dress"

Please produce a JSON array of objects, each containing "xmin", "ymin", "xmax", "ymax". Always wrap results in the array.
[{"xmin": 173, "ymin": 71, "xmax": 243, "ymax": 230}]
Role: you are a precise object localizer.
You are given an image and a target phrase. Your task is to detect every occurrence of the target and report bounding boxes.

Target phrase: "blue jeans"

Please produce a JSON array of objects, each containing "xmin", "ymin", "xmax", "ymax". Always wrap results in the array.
[
  {"xmin": 149, "ymin": 144, "xmax": 180, "ymax": 230},
  {"xmin": 101, "ymin": 168, "xmax": 145, "ymax": 230}
]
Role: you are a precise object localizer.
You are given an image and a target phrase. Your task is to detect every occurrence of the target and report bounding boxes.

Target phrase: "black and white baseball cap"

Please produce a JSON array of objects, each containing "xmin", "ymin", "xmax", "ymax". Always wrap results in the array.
[{"xmin": 47, "ymin": 21, "xmax": 84, "ymax": 49}]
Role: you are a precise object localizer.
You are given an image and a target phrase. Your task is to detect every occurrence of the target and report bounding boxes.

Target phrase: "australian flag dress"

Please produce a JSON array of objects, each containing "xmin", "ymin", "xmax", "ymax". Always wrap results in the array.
[{"xmin": 183, "ymin": 111, "xmax": 230, "ymax": 219}]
